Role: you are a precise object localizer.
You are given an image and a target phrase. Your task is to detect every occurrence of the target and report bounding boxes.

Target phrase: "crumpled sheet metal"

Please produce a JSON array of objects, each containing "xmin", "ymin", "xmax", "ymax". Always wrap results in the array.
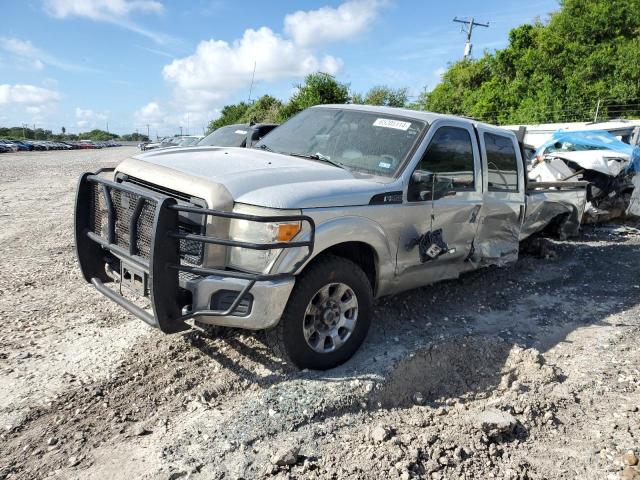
[
  {"xmin": 628, "ymin": 174, "xmax": 640, "ymax": 217},
  {"xmin": 470, "ymin": 200, "xmax": 521, "ymax": 268},
  {"xmin": 521, "ymin": 188, "xmax": 587, "ymax": 240},
  {"xmin": 535, "ymin": 130, "xmax": 640, "ymax": 174}
]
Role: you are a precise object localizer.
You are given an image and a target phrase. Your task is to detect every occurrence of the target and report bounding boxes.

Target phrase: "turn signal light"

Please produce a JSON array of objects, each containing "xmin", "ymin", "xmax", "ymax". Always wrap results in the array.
[{"xmin": 276, "ymin": 223, "xmax": 301, "ymax": 242}]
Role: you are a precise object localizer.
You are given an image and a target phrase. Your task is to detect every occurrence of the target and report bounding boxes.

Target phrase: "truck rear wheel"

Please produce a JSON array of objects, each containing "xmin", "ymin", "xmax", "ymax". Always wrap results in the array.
[{"xmin": 267, "ymin": 255, "xmax": 373, "ymax": 370}]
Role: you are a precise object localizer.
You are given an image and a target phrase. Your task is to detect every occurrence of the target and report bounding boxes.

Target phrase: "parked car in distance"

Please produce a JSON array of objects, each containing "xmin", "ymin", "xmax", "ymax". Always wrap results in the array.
[
  {"xmin": 0, "ymin": 140, "xmax": 19, "ymax": 152},
  {"xmin": 198, "ymin": 123, "xmax": 278, "ymax": 148},
  {"xmin": 74, "ymin": 105, "xmax": 587, "ymax": 370}
]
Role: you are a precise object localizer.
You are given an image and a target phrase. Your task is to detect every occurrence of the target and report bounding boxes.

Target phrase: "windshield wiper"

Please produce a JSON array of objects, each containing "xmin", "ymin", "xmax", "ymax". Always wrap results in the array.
[{"xmin": 285, "ymin": 151, "xmax": 349, "ymax": 170}]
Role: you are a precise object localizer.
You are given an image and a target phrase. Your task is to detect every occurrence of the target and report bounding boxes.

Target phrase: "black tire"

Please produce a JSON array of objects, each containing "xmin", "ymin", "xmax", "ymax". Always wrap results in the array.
[{"xmin": 267, "ymin": 254, "xmax": 373, "ymax": 370}]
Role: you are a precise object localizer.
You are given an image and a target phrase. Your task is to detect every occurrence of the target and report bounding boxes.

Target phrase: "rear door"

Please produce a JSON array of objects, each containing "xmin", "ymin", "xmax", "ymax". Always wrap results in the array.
[{"xmin": 472, "ymin": 126, "xmax": 525, "ymax": 265}]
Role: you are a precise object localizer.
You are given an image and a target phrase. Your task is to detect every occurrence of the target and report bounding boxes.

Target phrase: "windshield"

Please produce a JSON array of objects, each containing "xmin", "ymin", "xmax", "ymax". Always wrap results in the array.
[
  {"xmin": 255, "ymin": 107, "xmax": 426, "ymax": 176},
  {"xmin": 198, "ymin": 125, "xmax": 249, "ymax": 147}
]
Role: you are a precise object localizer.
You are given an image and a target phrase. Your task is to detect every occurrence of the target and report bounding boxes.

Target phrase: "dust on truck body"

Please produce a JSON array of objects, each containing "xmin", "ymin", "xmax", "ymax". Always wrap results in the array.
[{"xmin": 74, "ymin": 105, "xmax": 586, "ymax": 370}]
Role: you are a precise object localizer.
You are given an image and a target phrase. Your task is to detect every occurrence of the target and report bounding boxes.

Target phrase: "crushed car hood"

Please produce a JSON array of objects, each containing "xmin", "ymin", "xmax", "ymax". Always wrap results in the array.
[
  {"xmin": 119, "ymin": 146, "xmax": 393, "ymax": 209},
  {"xmin": 545, "ymin": 150, "xmax": 630, "ymax": 176}
]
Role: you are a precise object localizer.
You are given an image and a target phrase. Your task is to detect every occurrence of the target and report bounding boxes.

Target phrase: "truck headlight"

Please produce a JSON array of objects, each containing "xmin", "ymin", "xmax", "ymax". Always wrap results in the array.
[{"xmin": 228, "ymin": 204, "xmax": 302, "ymax": 273}]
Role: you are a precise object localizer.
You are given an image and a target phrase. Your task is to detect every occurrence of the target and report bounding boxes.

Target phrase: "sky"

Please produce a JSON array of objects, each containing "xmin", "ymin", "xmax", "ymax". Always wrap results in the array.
[{"xmin": 0, "ymin": 0, "xmax": 560, "ymax": 137}]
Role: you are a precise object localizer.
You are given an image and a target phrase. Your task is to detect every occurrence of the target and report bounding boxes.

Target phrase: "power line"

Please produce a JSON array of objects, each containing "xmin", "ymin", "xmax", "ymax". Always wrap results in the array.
[{"xmin": 453, "ymin": 17, "xmax": 489, "ymax": 60}]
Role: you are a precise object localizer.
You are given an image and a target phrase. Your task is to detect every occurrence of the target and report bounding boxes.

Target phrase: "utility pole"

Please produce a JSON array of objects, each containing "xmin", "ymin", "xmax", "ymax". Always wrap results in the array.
[
  {"xmin": 594, "ymin": 99, "xmax": 601, "ymax": 123},
  {"xmin": 187, "ymin": 113, "xmax": 190, "ymax": 136},
  {"xmin": 179, "ymin": 126, "xmax": 183, "ymax": 137},
  {"xmin": 145, "ymin": 124, "xmax": 150, "ymax": 140},
  {"xmin": 453, "ymin": 17, "xmax": 489, "ymax": 60},
  {"xmin": 106, "ymin": 121, "xmax": 109, "ymax": 133}
]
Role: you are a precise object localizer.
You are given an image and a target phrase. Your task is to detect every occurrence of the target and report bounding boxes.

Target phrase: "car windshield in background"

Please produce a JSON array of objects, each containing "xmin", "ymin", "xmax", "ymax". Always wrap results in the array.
[
  {"xmin": 255, "ymin": 108, "xmax": 426, "ymax": 176},
  {"xmin": 198, "ymin": 125, "xmax": 248, "ymax": 147}
]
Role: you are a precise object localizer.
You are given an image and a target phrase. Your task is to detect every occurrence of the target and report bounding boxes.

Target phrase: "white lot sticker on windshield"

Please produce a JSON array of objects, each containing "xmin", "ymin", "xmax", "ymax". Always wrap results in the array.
[
  {"xmin": 378, "ymin": 161, "xmax": 391, "ymax": 169},
  {"xmin": 234, "ymin": 129, "xmax": 248, "ymax": 134},
  {"xmin": 373, "ymin": 118, "xmax": 411, "ymax": 131}
]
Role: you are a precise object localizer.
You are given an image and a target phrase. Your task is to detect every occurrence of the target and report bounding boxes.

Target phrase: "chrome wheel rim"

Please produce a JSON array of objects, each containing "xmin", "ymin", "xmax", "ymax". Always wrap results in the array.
[{"xmin": 303, "ymin": 283, "xmax": 358, "ymax": 353}]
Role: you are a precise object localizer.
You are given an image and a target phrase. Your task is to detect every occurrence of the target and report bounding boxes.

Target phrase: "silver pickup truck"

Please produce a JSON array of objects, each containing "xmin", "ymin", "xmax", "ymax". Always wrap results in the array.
[{"xmin": 74, "ymin": 105, "xmax": 586, "ymax": 369}]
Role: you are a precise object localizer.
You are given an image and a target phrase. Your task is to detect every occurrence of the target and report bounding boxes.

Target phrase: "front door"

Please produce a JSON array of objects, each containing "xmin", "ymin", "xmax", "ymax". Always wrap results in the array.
[{"xmin": 395, "ymin": 122, "xmax": 483, "ymax": 287}]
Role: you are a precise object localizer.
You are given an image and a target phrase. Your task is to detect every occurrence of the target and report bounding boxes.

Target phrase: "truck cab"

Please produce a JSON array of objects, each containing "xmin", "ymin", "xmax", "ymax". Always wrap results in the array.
[{"xmin": 75, "ymin": 105, "xmax": 585, "ymax": 370}]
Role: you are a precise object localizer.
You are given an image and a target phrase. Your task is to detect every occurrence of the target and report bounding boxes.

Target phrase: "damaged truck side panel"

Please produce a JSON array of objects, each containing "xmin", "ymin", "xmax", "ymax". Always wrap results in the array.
[{"xmin": 75, "ymin": 105, "xmax": 587, "ymax": 370}]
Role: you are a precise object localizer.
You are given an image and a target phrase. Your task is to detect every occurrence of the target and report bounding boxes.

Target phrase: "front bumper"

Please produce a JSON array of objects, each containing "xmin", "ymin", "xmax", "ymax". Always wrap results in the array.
[
  {"xmin": 74, "ymin": 169, "xmax": 314, "ymax": 333},
  {"xmin": 185, "ymin": 274, "xmax": 294, "ymax": 329}
]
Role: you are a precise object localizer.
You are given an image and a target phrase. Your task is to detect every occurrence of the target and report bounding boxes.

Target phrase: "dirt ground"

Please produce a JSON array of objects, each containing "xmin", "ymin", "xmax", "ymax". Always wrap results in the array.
[{"xmin": 1, "ymin": 147, "xmax": 640, "ymax": 480}]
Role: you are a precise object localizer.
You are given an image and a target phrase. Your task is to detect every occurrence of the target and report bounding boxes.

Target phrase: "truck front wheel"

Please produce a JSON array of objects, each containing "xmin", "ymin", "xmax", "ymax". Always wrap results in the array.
[{"xmin": 268, "ymin": 255, "xmax": 373, "ymax": 370}]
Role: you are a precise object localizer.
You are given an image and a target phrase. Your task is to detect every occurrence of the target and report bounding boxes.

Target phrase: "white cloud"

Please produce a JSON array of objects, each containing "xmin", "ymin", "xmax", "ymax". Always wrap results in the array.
[
  {"xmin": 75, "ymin": 107, "xmax": 109, "ymax": 128},
  {"xmin": 44, "ymin": 0, "xmax": 163, "ymax": 18},
  {"xmin": 0, "ymin": 84, "xmax": 61, "ymax": 106},
  {"xmin": 163, "ymin": 27, "xmax": 342, "ymax": 111},
  {"xmin": 43, "ymin": 0, "xmax": 171, "ymax": 44},
  {"xmin": 134, "ymin": 101, "xmax": 211, "ymax": 136},
  {"xmin": 284, "ymin": 0, "xmax": 386, "ymax": 46},
  {"xmin": 134, "ymin": 101, "xmax": 165, "ymax": 125},
  {"xmin": 0, "ymin": 37, "xmax": 98, "ymax": 72}
]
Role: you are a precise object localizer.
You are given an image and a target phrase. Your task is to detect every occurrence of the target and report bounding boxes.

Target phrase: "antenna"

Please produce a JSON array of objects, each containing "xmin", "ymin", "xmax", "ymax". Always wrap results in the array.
[
  {"xmin": 248, "ymin": 61, "xmax": 256, "ymax": 103},
  {"xmin": 453, "ymin": 17, "xmax": 489, "ymax": 60}
]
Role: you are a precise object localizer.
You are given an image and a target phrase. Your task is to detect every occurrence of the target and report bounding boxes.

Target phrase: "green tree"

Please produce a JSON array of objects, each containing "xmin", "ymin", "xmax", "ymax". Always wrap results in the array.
[
  {"xmin": 243, "ymin": 95, "xmax": 284, "ymax": 124},
  {"xmin": 79, "ymin": 129, "xmax": 117, "ymax": 141},
  {"xmin": 278, "ymin": 73, "xmax": 350, "ymax": 120},
  {"xmin": 419, "ymin": 0, "xmax": 640, "ymax": 124},
  {"xmin": 353, "ymin": 85, "xmax": 409, "ymax": 107},
  {"xmin": 207, "ymin": 102, "xmax": 250, "ymax": 132},
  {"xmin": 61, "ymin": 126, "xmax": 66, "ymax": 135}
]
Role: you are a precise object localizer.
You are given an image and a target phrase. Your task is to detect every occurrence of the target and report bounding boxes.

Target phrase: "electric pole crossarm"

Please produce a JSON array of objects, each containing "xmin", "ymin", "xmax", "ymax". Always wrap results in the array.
[{"xmin": 453, "ymin": 17, "xmax": 489, "ymax": 60}]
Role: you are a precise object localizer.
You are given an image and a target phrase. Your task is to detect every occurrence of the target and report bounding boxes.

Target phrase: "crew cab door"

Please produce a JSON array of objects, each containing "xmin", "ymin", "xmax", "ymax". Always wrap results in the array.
[
  {"xmin": 395, "ymin": 121, "xmax": 483, "ymax": 286},
  {"xmin": 471, "ymin": 127, "xmax": 525, "ymax": 265}
]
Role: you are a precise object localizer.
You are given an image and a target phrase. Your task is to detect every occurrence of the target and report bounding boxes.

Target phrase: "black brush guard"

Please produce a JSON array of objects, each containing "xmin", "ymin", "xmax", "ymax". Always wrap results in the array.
[{"xmin": 74, "ymin": 170, "xmax": 315, "ymax": 333}]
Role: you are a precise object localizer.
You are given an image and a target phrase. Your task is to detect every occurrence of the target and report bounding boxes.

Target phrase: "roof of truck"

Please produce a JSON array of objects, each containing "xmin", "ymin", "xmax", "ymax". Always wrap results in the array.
[{"xmin": 312, "ymin": 104, "xmax": 504, "ymax": 131}]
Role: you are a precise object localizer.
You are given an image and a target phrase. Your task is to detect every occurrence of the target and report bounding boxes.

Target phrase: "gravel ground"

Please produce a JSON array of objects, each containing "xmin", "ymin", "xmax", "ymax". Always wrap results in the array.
[{"xmin": 1, "ymin": 148, "xmax": 640, "ymax": 480}]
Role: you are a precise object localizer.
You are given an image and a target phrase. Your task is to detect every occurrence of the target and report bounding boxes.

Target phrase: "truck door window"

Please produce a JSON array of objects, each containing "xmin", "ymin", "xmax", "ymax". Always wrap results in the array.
[
  {"xmin": 408, "ymin": 126, "xmax": 475, "ymax": 202},
  {"xmin": 484, "ymin": 133, "xmax": 519, "ymax": 192}
]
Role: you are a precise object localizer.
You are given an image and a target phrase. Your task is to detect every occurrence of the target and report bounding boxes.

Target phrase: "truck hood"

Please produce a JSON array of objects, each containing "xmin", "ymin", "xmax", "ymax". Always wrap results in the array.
[{"xmin": 119, "ymin": 146, "xmax": 394, "ymax": 209}]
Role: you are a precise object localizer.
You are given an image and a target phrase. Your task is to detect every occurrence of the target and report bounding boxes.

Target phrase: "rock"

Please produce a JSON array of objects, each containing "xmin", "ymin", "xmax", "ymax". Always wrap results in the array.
[
  {"xmin": 47, "ymin": 437, "xmax": 58, "ymax": 446},
  {"xmin": 167, "ymin": 472, "xmax": 188, "ymax": 480},
  {"xmin": 412, "ymin": 392, "xmax": 425, "ymax": 405},
  {"xmin": 68, "ymin": 456, "xmax": 80, "ymax": 467},
  {"xmin": 620, "ymin": 466, "xmax": 640, "ymax": 480},
  {"xmin": 474, "ymin": 409, "xmax": 517, "ymax": 436},
  {"xmin": 624, "ymin": 451, "xmax": 639, "ymax": 466},
  {"xmin": 371, "ymin": 425, "xmax": 392, "ymax": 443},
  {"xmin": 132, "ymin": 424, "xmax": 151, "ymax": 436},
  {"xmin": 270, "ymin": 445, "xmax": 300, "ymax": 466}
]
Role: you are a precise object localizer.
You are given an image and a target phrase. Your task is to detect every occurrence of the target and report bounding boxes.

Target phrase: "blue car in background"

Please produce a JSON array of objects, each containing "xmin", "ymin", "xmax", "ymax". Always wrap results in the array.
[{"xmin": 10, "ymin": 140, "xmax": 34, "ymax": 151}]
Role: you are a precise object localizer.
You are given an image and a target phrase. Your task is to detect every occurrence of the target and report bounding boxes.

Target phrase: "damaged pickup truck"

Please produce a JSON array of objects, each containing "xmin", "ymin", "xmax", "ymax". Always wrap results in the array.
[{"xmin": 75, "ymin": 105, "xmax": 586, "ymax": 369}]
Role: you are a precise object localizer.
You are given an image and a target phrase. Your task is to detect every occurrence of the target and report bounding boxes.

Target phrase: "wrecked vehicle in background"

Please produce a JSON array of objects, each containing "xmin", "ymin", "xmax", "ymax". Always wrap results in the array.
[
  {"xmin": 529, "ymin": 130, "xmax": 640, "ymax": 222},
  {"xmin": 74, "ymin": 105, "xmax": 586, "ymax": 370}
]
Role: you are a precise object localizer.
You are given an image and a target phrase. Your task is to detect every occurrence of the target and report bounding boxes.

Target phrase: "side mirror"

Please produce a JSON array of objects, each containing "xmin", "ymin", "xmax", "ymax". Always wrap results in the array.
[
  {"xmin": 410, "ymin": 170, "xmax": 453, "ymax": 201},
  {"xmin": 411, "ymin": 170, "xmax": 433, "ymax": 184}
]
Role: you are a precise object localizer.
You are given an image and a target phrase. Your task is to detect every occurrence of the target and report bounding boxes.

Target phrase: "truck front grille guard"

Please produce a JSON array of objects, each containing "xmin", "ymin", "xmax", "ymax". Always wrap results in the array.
[{"xmin": 75, "ymin": 171, "xmax": 315, "ymax": 333}]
